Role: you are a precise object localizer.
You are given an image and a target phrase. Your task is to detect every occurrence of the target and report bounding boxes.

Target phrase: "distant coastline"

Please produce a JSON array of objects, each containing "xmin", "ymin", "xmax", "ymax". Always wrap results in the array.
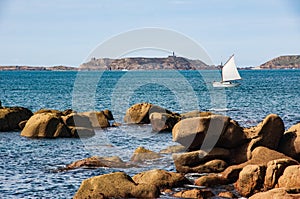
[
  {"xmin": 0, "ymin": 65, "xmax": 78, "ymax": 71},
  {"xmin": 1, "ymin": 55, "xmax": 299, "ymax": 71}
]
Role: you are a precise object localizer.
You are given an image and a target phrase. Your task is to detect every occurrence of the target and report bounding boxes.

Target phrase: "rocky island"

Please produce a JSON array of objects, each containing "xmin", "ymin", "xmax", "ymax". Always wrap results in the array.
[
  {"xmin": 79, "ymin": 56, "xmax": 212, "ymax": 70},
  {"xmin": 254, "ymin": 55, "xmax": 300, "ymax": 69}
]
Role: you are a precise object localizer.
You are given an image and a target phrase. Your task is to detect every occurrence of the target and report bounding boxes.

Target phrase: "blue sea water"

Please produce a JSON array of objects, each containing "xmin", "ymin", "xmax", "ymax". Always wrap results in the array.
[{"xmin": 0, "ymin": 70, "xmax": 299, "ymax": 198}]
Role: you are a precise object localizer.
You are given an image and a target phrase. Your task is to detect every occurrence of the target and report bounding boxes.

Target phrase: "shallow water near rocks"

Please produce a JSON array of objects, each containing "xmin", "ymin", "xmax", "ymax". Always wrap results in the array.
[{"xmin": 0, "ymin": 70, "xmax": 299, "ymax": 198}]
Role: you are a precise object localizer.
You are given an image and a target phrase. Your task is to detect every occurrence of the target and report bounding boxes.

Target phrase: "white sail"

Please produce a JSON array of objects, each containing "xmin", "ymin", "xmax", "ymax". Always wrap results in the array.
[{"xmin": 222, "ymin": 55, "xmax": 241, "ymax": 82}]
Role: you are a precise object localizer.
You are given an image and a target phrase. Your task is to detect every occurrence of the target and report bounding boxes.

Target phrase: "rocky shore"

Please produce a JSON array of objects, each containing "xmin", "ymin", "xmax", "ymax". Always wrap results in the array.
[{"xmin": 1, "ymin": 102, "xmax": 300, "ymax": 198}]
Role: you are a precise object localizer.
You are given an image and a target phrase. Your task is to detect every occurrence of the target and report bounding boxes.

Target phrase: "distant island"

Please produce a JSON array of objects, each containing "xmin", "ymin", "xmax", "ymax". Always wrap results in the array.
[
  {"xmin": 1, "ymin": 55, "xmax": 299, "ymax": 71},
  {"xmin": 253, "ymin": 55, "xmax": 300, "ymax": 70},
  {"xmin": 79, "ymin": 56, "xmax": 212, "ymax": 70}
]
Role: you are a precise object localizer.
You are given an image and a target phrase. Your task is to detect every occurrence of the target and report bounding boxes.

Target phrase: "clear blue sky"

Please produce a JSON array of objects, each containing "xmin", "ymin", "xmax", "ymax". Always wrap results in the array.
[{"xmin": 0, "ymin": 0, "xmax": 299, "ymax": 67}]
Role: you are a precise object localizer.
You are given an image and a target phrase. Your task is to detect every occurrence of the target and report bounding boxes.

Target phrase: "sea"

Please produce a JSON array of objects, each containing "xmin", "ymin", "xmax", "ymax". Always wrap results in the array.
[{"xmin": 0, "ymin": 70, "xmax": 299, "ymax": 198}]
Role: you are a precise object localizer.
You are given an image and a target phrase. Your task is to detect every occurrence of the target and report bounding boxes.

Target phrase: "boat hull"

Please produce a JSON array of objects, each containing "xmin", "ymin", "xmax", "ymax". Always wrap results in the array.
[{"xmin": 212, "ymin": 81, "xmax": 240, "ymax": 88}]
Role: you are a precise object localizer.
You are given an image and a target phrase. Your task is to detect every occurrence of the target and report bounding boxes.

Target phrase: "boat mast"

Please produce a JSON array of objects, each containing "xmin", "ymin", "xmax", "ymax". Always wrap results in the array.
[{"xmin": 220, "ymin": 62, "xmax": 224, "ymax": 82}]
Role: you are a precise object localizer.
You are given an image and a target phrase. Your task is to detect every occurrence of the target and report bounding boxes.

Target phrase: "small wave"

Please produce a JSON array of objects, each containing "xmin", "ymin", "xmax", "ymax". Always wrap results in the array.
[{"xmin": 208, "ymin": 108, "xmax": 239, "ymax": 112}]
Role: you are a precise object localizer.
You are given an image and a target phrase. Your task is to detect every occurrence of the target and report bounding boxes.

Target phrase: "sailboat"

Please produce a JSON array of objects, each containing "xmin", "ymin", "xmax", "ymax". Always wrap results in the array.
[{"xmin": 213, "ymin": 54, "xmax": 241, "ymax": 87}]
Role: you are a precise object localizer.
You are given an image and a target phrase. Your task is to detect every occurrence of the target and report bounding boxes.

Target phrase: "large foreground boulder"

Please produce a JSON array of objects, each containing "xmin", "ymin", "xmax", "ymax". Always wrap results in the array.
[
  {"xmin": 74, "ymin": 172, "xmax": 160, "ymax": 198},
  {"xmin": 0, "ymin": 107, "xmax": 33, "ymax": 131},
  {"xmin": 172, "ymin": 115, "xmax": 231, "ymax": 150},
  {"xmin": 278, "ymin": 122, "xmax": 300, "ymax": 162}
]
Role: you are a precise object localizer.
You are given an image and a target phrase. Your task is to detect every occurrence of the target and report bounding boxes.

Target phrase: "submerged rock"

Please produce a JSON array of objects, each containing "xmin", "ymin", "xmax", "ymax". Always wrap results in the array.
[
  {"xmin": 132, "ymin": 169, "xmax": 190, "ymax": 189},
  {"xmin": 64, "ymin": 156, "xmax": 134, "ymax": 170},
  {"xmin": 0, "ymin": 107, "xmax": 33, "ymax": 131},
  {"xmin": 73, "ymin": 172, "xmax": 160, "ymax": 199}
]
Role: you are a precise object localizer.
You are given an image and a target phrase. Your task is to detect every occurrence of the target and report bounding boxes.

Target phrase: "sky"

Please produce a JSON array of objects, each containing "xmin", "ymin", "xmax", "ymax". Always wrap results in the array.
[{"xmin": 0, "ymin": 0, "xmax": 299, "ymax": 67}]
